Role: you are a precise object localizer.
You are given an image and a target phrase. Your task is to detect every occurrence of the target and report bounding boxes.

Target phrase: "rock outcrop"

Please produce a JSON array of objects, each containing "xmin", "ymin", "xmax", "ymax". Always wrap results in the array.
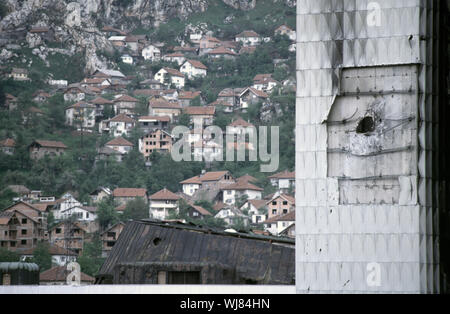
[{"xmin": 0, "ymin": 0, "xmax": 294, "ymax": 74}]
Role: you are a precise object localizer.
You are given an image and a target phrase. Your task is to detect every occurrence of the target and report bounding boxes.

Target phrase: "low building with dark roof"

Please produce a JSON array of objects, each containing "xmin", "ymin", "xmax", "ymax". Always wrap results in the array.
[
  {"xmin": 28, "ymin": 140, "xmax": 67, "ymax": 160},
  {"xmin": 96, "ymin": 219, "xmax": 295, "ymax": 285}
]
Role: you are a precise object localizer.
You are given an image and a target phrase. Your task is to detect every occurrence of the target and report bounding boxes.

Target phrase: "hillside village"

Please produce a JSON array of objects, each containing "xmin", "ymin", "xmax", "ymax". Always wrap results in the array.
[{"xmin": 0, "ymin": 0, "xmax": 296, "ymax": 282}]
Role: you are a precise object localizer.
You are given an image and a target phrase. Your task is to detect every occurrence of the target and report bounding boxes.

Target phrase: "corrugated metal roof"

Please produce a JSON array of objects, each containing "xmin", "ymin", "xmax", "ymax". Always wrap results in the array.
[{"xmin": 98, "ymin": 220, "xmax": 295, "ymax": 284}]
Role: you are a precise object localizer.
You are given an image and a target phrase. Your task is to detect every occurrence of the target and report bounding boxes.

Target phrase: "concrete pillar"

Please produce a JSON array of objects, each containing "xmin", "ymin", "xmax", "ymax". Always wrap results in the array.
[{"xmin": 296, "ymin": 0, "xmax": 440, "ymax": 293}]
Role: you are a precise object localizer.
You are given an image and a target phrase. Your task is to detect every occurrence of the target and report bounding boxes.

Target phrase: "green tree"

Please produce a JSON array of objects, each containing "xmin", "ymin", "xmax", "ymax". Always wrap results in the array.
[
  {"xmin": 0, "ymin": 248, "xmax": 20, "ymax": 262},
  {"xmin": 122, "ymin": 197, "xmax": 148, "ymax": 221},
  {"xmin": 31, "ymin": 242, "xmax": 52, "ymax": 272},
  {"xmin": 96, "ymin": 198, "xmax": 119, "ymax": 230},
  {"xmin": 178, "ymin": 113, "xmax": 191, "ymax": 127},
  {"xmin": 77, "ymin": 234, "xmax": 104, "ymax": 277}
]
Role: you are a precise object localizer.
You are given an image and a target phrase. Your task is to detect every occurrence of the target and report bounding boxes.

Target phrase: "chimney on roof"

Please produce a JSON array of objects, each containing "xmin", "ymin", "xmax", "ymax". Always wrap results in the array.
[{"xmin": 201, "ymin": 169, "xmax": 206, "ymax": 175}]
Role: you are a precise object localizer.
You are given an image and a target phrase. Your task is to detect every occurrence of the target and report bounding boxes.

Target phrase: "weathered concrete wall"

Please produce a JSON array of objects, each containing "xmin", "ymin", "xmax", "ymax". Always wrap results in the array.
[{"xmin": 296, "ymin": 0, "xmax": 440, "ymax": 293}]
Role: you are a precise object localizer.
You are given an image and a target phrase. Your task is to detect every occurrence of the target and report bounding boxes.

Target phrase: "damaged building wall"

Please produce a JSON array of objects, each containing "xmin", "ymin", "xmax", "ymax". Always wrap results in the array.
[{"xmin": 296, "ymin": 1, "xmax": 441, "ymax": 293}]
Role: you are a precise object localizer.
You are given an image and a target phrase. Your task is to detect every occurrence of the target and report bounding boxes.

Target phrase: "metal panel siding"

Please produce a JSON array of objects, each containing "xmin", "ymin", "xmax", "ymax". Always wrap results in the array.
[{"xmin": 296, "ymin": 0, "xmax": 439, "ymax": 293}]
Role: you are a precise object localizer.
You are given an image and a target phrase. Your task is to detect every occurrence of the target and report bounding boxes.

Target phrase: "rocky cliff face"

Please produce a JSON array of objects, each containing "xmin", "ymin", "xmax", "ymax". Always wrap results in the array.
[{"xmin": 0, "ymin": 0, "xmax": 295, "ymax": 74}]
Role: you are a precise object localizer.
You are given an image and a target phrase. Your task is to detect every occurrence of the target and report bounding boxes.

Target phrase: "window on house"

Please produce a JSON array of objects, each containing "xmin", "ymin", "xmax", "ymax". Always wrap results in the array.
[
  {"xmin": 272, "ymin": 210, "xmax": 277, "ymax": 215},
  {"xmin": 21, "ymin": 240, "xmax": 27, "ymax": 245},
  {"xmin": 283, "ymin": 201, "xmax": 288, "ymax": 205},
  {"xmin": 56, "ymin": 228, "xmax": 61, "ymax": 234},
  {"xmin": 21, "ymin": 218, "xmax": 27, "ymax": 224},
  {"xmin": 283, "ymin": 209, "xmax": 288, "ymax": 214},
  {"xmin": 21, "ymin": 229, "xmax": 27, "ymax": 235}
]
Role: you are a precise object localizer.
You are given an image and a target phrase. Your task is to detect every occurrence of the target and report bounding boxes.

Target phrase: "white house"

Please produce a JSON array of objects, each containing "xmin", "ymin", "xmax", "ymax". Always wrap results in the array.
[
  {"xmin": 239, "ymin": 87, "xmax": 269, "ymax": 110},
  {"xmin": 90, "ymin": 187, "xmax": 112, "ymax": 204},
  {"xmin": 221, "ymin": 181, "xmax": 263, "ymax": 205},
  {"xmin": 142, "ymin": 44, "xmax": 161, "ymax": 62},
  {"xmin": 214, "ymin": 207, "xmax": 249, "ymax": 227},
  {"xmin": 121, "ymin": 54, "xmax": 133, "ymax": 65},
  {"xmin": 163, "ymin": 52, "xmax": 186, "ymax": 65},
  {"xmin": 99, "ymin": 113, "xmax": 135, "ymax": 137},
  {"xmin": 149, "ymin": 188, "xmax": 180, "ymax": 220},
  {"xmin": 65, "ymin": 101, "xmax": 96, "ymax": 129},
  {"xmin": 235, "ymin": 30, "xmax": 262, "ymax": 46},
  {"xmin": 104, "ymin": 137, "xmax": 134, "ymax": 157},
  {"xmin": 240, "ymin": 199, "xmax": 267, "ymax": 224},
  {"xmin": 253, "ymin": 74, "xmax": 279, "ymax": 92},
  {"xmin": 262, "ymin": 211, "xmax": 295, "ymax": 236},
  {"xmin": 59, "ymin": 205, "xmax": 97, "ymax": 222},
  {"xmin": 180, "ymin": 176, "xmax": 203, "ymax": 196},
  {"xmin": 154, "ymin": 67, "xmax": 185, "ymax": 89},
  {"xmin": 52, "ymin": 194, "xmax": 83, "ymax": 220},
  {"xmin": 180, "ymin": 60, "xmax": 207, "ymax": 79},
  {"xmin": 268, "ymin": 170, "xmax": 295, "ymax": 191}
]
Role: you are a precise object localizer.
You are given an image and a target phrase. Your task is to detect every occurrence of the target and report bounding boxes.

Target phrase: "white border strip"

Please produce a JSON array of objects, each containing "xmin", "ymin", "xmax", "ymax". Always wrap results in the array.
[{"xmin": 0, "ymin": 285, "xmax": 296, "ymax": 294}]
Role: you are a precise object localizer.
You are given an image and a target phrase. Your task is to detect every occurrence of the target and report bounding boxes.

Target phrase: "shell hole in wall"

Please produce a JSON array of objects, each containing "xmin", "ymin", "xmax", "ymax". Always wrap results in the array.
[
  {"xmin": 153, "ymin": 237, "xmax": 162, "ymax": 246},
  {"xmin": 356, "ymin": 116, "xmax": 375, "ymax": 134}
]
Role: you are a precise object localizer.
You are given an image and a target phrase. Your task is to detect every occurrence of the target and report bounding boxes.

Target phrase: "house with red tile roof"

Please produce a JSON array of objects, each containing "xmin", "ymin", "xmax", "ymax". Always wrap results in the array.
[
  {"xmin": 209, "ymin": 99, "xmax": 234, "ymax": 113},
  {"xmin": 186, "ymin": 203, "xmax": 212, "ymax": 220},
  {"xmin": 149, "ymin": 188, "xmax": 181, "ymax": 220},
  {"xmin": 40, "ymin": 266, "xmax": 94, "ymax": 285},
  {"xmin": 154, "ymin": 67, "xmax": 185, "ymax": 89},
  {"xmin": 65, "ymin": 101, "xmax": 96, "ymax": 129},
  {"xmin": 162, "ymin": 52, "xmax": 186, "ymax": 65},
  {"xmin": 180, "ymin": 60, "xmax": 207, "ymax": 79},
  {"xmin": 221, "ymin": 181, "xmax": 264, "ymax": 206},
  {"xmin": 113, "ymin": 188, "xmax": 148, "ymax": 206},
  {"xmin": 103, "ymin": 137, "xmax": 134, "ymax": 162},
  {"xmin": 99, "ymin": 113, "xmax": 135, "ymax": 137},
  {"xmin": 262, "ymin": 210, "xmax": 295, "ymax": 236},
  {"xmin": 253, "ymin": 74, "xmax": 280, "ymax": 92},
  {"xmin": 148, "ymin": 97, "xmax": 182, "ymax": 122},
  {"xmin": 0, "ymin": 138, "xmax": 16, "ymax": 155},
  {"xmin": 239, "ymin": 87, "xmax": 269, "ymax": 110},
  {"xmin": 178, "ymin": 90, "xmax": 203, "ymax": 107},
  {"xmin": 207, "ymin": 46, "xmax": 238, "ymax": 60},
  {"xmin": 239, "ymin": 199, "xmax": 267, "ymax": 224},
  {"xmin": 268, "ymin": 170, "xmax": 295, "ymax": 191},
  {"xmin": 183, "ymin": 106, "xmax": 216, "ymax": 126},
  {"xmin": 113, "ymin": 95, "xmax": 139, "ymax": 116},
  {"xmin": 235, "ymin": 30, "xmax": 261, "ymax": 46},
  {"xmin": 180, "ymin": 171, "xmax": 235, "ymax": 197}
]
